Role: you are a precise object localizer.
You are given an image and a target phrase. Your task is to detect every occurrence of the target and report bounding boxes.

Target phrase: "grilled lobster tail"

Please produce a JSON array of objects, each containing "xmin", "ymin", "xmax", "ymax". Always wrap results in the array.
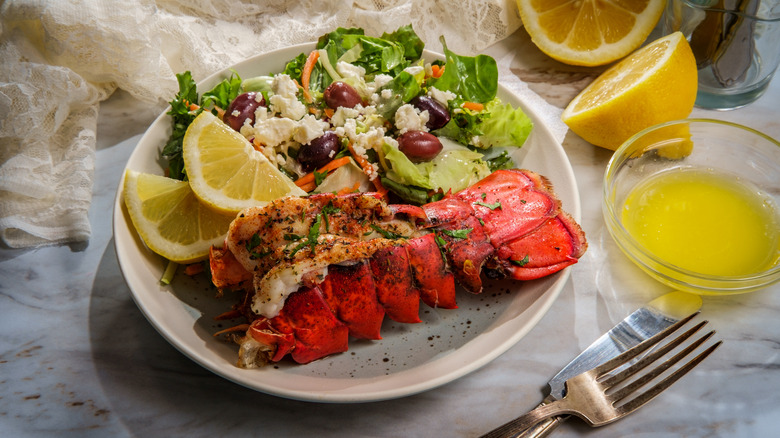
[{"xmin": 210, "ymin": 169, "xmax": 587, "ymax": 367}]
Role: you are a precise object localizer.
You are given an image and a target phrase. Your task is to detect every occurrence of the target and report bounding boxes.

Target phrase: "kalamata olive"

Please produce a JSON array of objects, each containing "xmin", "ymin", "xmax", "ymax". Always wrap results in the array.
[
  {"xmin": 223, "ymin": 92, "xmax": 265, "ymax": 132},
  {"xmin": 323, "ymin": 81, "xmax": 362, "ymax": 109},
  {"xmin": 398, "ymin": 131, "xmax": 443, "ymax": 163},
  {"xmin": 410, "ymin": 95, "xmax": 450, "ymax": 130},
  {"xmin": 298, "ymin": 132, "xmax": 341, "ymax": 172}
]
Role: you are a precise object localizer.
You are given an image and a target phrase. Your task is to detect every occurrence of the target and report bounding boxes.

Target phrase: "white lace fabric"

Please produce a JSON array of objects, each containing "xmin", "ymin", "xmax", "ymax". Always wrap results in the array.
[{"xmin": 0, "ymin": 0, "xmax": 523, "ymax": 248}]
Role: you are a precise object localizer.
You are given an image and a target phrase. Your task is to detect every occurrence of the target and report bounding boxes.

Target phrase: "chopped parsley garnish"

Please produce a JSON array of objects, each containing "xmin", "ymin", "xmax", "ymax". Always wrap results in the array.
[
  {"xmin": 320, "ymin": 203, "xmax": 340, "ymax": 232},
  {"xmin": 511, "ymin": 255, "xmax": 530, "ymax": 267},
  {"xmin": 245, "ymin": 233, "xmax": 261, "ymax": 252},
  {"xmin": 245, "ymin": 233, "xmax": 271, "ymax": 259},
  {"xmin": 314, "ymin": 169, "xmax": 328, "ymax": 186},
  {"xmin": 433, "ymin": 234, "xmax": 449, "ymax": 261},
  {"xmin": 439, "ymin": 228, "xmax": 472, "ymax": 239},
  {"xmin": 369, "ymin": 224, "xmax": 406, "ymax": 239},
  {"xmin": 474, "ymin": 200, "xmax": 501, "ymax": 210},
  {"xmin": 288, "ymin": 213, "xmax": 324, "ymax": 258}
]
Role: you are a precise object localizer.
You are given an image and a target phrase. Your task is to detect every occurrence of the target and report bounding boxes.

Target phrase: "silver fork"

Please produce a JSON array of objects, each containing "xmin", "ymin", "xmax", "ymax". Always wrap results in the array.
[{"xmin": 481, "ymin": 313, "xmax": 722, "ymax": 438}]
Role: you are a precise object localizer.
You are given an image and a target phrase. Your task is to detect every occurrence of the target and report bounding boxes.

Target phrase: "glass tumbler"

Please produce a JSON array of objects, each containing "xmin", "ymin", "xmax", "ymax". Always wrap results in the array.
[{"xmin": 663, "ymin": 0, "xmax": 780, "ymax": 110}]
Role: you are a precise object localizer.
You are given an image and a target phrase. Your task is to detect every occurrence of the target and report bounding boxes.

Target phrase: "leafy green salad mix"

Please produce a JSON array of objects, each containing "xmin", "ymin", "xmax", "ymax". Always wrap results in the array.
[{"xmin": 161, "ymin": 25, "xmax": 533, "ymax": 204}]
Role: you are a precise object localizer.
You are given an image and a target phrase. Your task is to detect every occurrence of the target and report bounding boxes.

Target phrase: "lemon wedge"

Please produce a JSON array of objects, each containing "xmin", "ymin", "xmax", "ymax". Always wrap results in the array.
[
  {"xmin": 561, "ymin": 32, "xmax": 697, "ymax": 150},
  {"xmin": 123, "ymin": 169, "xmax": 235, "ymax": 263},
  {"xmin": 516, "ymin": 0, "xmax": 666, "ymax": 66},
  {"xmin": 182, "ymin": 111, "xmax": 306, "ymax": 213}
]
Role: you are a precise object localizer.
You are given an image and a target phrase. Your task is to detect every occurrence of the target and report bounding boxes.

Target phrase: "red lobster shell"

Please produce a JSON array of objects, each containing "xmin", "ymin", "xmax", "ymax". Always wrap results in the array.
[{"xmin": 209, "ymin": 169, "xmax": 587, "ymax": 367}]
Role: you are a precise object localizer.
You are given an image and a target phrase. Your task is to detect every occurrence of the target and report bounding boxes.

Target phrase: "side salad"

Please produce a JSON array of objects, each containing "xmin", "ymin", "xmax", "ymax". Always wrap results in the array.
[{"xmin": 161, "ymin": 25, "xmax": 533, "ymax": 205}]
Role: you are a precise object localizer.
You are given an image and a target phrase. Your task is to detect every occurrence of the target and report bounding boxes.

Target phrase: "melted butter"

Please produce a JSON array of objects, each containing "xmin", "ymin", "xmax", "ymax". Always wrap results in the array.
[{"xmin": 622, "ymin": 168, "xmax": 780, "ymax": 277}]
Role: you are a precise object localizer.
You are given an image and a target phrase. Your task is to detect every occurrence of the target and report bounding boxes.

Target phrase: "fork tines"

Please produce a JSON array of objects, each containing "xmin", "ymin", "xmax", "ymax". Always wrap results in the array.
[{"xmin": 595, "ymin": 311, "xmax": 722, "ymax": 413}]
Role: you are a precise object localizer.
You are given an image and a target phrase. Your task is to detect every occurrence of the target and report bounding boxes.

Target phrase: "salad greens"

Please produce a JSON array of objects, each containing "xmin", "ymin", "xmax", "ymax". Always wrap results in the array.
[
  {"xmin": 161, "ymin": 72, "xmax": 199, "ymax": 181},
  {"xmin": 160, "ymin": 25, "xmax": 534, "ymax": 204},
  {"xmin": 429, "ymin": 36, "xmax": 497, "ymax": 103},
  {"xmin": 162, "ymin": 70, "xmax": 243, "ymax": 181}
]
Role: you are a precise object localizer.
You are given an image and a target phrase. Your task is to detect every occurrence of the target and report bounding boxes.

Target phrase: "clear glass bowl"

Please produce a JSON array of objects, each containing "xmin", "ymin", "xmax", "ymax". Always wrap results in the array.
[{"xmin": 603, "ymin": 119, "xmax": 780, "ymax": 295}]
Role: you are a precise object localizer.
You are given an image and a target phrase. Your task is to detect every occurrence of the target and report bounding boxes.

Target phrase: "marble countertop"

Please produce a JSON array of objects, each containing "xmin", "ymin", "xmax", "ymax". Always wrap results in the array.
[{"xmin": 2, "ymin": 28, "xmax": 779, "ymax": 437}]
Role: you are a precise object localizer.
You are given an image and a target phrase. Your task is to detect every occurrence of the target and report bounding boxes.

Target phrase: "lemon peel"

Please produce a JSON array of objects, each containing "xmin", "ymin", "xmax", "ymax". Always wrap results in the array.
[
  {"xmin": 182, "ymin": 111, "xmax": 306, "ymax": 213},
  {"xmin": 561, "ymin": 32, "xmax": 697, "ymax": 150},
  {"xmin": 516, "ymin": 0, "xmax": 666, "ymax": 67},
  {"xmin": 123, "ymin": 169, "xmax": 235, "ymax": 263}
]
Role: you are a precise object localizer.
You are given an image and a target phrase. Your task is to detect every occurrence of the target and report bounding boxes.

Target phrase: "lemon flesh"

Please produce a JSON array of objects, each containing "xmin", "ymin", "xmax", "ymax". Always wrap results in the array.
[
  {"xmin": 561, "ymin": 32, "xmax": 697, "ymax": 150},
  {"xmin": 123, "ymin": 169, "xmax": 235, "ymax": 263},
  {"xmin": 183, "ymin": 111, "xmax": 306, "ymax": 214},
  {"xmin": 517, "ymin": 0, "xmax": 666, "ymax": 66}
]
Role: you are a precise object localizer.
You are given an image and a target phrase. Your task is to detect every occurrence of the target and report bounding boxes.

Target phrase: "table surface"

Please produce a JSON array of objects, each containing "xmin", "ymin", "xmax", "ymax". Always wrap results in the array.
[{"xmin": 2, "ymin": 28, "xmax": 779, "ymax": 438}]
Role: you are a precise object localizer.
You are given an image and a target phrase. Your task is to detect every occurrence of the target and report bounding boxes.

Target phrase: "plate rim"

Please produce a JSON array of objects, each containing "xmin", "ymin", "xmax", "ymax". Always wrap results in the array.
[{"xmin": 113, "ymin": 42, "xmax": 579, "ymax": 403}]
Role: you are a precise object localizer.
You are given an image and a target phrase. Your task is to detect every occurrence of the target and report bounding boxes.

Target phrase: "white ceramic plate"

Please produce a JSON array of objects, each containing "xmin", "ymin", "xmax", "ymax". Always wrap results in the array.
[{"xmin": 113, "ymin": 43, "xmax": 580, "ymax": 403}]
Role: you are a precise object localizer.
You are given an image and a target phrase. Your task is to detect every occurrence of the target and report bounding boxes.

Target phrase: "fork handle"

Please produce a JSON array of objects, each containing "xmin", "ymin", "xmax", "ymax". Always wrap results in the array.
[
  {"xmin": 480, "ymin": 398, "xmax": 569, "ymax": 438},
  {"xmin": 515, "ymin": 396, "xmax": 568, "ymax": 438}
]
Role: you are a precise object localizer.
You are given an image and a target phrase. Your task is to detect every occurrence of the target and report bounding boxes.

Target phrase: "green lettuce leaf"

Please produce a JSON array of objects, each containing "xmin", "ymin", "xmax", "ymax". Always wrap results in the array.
[
  {"xmin": 162, "ymin": 71, "xmax": 200, "ymax": 181},
  {"xmin": 381, "ymin": 24, "xmax": 425, "ymax": 61},
  {"xmin": 429, "ymin": 36, "xmax": 497, "ymax": 103},
  {"xmin": 201, "ymin": 70, "xmax": 242, "ymax": 110},
  {"xmin": 374, "ymin": 71, "xmax": 421, "ymax": 119},
  {"xmin": 382, "ymin": 137, "xmax": 492, "ymax": 195},
  {"xmin": 473, "ymin": 99, "xmax": 533, "ymax": 148},
  {"xmin": 280, "ymin": 53, "xmax": 307, "ymax": 83},
  {"xmin": 315, "ymin": 26, "xmax": 424, "ymax": 79},
  {"xmin": 434, "ymin": 97, "xmax": 533, "ymax": 149},
  {"xmin": 382, "ymin": 141, "xmax": 432, "ymax": 189}
]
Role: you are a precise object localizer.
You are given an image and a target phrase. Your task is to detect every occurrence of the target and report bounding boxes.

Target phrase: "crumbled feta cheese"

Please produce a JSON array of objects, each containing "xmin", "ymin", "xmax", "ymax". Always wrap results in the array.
[
  {"xmin": 336, "ymin": 61, "xmax": 366, "ymax": 80},
  {"xmin": 394, "ymin": 104, "xmax": 430, "ymax": 134},
  {"xmin": 342, "ymin": 118, "xmax": 359, "ymax": 140},
  {"xmin": 270, "ymin": 94, "xmax": 306, "ymax": 121},
  {"xmin": 293, "ymin": 114, "xmax": 329, "ymax": 144},
  {"xmin": 428, "ymin": 87, "xmax": 457, "ymax": 106},
  {"xmin": 381, "ymin": 89, "xmax": 393, "ymax": 99},
  {"xmin": 269, "ymin": 74, "xmax": 307, "ymax": 120},
  {"xmin": 250, "ymin": 117, "xmax": 298, "ymax": 148},
  {"xmin": 254, "ymin": 106, "xmax": 270, "ymax": 122},
  {"xmin": 330, "ymin": 106, "xmax": 360, "ymax": 127},
  {"xmin": 403, "ymin": 66, "xmax": 424, "ymax": 76},
  {"xmin": 231, "ymin": 109, "xmax": 241, "ymax": 117},
  {"xmin": 272, "ymin": 74, "xmax": 298, "ymax": 97},
  {"xmin": 366, "ymin": 74, "xmax": 393, "ymax": 96}
]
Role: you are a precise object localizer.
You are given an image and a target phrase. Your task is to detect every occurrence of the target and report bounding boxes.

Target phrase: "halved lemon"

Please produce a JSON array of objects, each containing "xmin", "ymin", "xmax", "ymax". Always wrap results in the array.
[
  {"xmin": 517, "ymin": 0, "xmax": 666, "ymax": 66},
  {"xmin": 561, "ymin": 32, "xmax": 697, "ymax": 150},
  {"xmin": 123, "ymin": 169, "xmax": 235, "ymax": 263},
  {"xmin": 182, "ymin": 111, "xmax": 306, "ymax": 213}
]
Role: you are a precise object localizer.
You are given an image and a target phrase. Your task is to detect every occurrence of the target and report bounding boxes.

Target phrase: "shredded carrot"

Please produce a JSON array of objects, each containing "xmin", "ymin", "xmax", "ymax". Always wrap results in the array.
[
  {"xmin": 348, "ymin": 143, "xmax": 388, "ymax": 197},
  {"xmin": 431, "ymin": 64, "xmax": 445, "ymax": 78},
  {"xmin": 213, "ymin": 324, "xmax": 250, "ymax": 337},
  {"xmin": 462, "ymin": 101, "xmax": 484, "ymax": 112},
  {"xmin": 183, "ymin": 99, "xmax": 200, "ymax": 111},
  {"xmin": 301, "ymin": 50, "xmax": 320, "ymax": 103},
  {"xmin": 294, "ymin": 156, "xmax": 352, "ymax": 188},
  {"xmin": 337, "ymin": 181, "xmax": 362, "ymax": 196},
  {"xmin": 323, "ymin": 107, "xmax": 335, "ymax": 119},
  {"xmin": 299, "ymin": 181, "xmax": 317, "ymax": 192},
  {"xmin": 214, "ymin": 309, "xmax": 242, "ymax": 320},
  {"xmin": 184, "ymin": 263, "xmax": 204, "ymax": 276}
]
